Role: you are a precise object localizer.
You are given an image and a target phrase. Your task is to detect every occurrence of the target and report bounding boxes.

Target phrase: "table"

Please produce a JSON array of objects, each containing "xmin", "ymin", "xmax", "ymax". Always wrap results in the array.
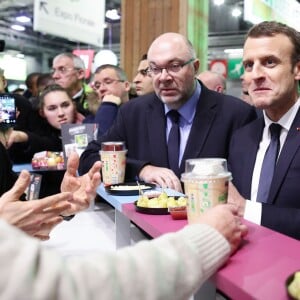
[
  {"xmin": 97, "ymin": 184, "xmax": 183, "ymax": 247},
  {"xmin": 13, "ymin": 163, "xmax": 34, "ymax": 173},
  {"xmin": 122, "ymin": 203, "xmax": 300, "ymax": 300},
  {"xmin": 42, "ymin": 203, "xmax": 116, "ymax": 256}
]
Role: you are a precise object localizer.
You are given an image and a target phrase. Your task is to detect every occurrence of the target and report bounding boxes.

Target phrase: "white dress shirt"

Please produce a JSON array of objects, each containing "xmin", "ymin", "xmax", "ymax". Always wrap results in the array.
[{"xmin": 244, "ymin": 99, "xmax": 300, "ymax": 224}]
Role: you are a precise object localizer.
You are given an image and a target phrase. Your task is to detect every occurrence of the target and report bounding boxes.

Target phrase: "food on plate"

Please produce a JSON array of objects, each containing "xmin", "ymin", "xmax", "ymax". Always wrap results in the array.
[
  {"xmin": 136, "ymin": 192, "xmax": 187, "ymax": 209},
  {"xmin": 31, "ymin": 151, "xmax": 65, "ymax": 170},
  {"xmin": 110, "ymin": 184, "xmax": 151, "ymax": 191},
  {"xmin": 288, "ymin": 271, "xmax": 300, "ymax": 300}
]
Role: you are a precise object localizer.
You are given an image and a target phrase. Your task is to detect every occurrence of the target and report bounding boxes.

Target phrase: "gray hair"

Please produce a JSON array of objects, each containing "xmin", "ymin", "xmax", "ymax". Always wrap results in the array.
[
  {"xmin": 94, "ymin": 64, "xmax": 128, "ymax": 81},
  {"xmin": 53, "ymin": 53, "xmax": 85, "ymax": 70}
]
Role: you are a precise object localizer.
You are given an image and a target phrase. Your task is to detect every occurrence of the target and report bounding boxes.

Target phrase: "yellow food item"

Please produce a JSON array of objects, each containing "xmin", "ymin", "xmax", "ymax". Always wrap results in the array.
[
  {"xmin": 137, "ymin": 196, "xmax": 149, "ymax": 207},
  {"xmin": 136, "ymin": 194, "xmax": 187, "ymax": 209},
  {"xmin": 288, "ymin": 272, "xmax": 300, "ymax": 300},
  {"xmin": 177, "ymin": 196, "xmax": 187, "ymax": 206}
]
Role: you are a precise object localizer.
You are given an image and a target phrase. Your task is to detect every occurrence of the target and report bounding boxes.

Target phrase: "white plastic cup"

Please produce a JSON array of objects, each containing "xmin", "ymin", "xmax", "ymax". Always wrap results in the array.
[{"xmin": 181, "ymin": 158, "xmax": 232, "ymax": 224}]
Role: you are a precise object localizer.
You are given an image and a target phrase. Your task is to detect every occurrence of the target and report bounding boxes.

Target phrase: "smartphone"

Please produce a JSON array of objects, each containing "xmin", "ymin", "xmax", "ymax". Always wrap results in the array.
[{"xmin": 0, "ymin": 93, "xmax": 16, "ymax": 129}]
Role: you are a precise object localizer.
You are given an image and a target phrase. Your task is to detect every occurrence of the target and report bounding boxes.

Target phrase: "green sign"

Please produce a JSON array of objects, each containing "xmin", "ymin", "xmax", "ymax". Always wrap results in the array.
[{"xmin": 228, "ymin": 58, "xmax": 244, "ymax": 79}]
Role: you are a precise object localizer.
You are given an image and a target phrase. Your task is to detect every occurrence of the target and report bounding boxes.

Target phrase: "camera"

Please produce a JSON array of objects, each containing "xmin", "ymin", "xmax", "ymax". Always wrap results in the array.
[{"xmin": 0, "ymin": 93, "xmax": 16, "ymax": 130}]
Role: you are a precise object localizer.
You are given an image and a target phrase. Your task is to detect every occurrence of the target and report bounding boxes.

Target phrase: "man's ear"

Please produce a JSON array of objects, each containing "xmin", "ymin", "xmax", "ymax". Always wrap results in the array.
[
  {"xmin": 193, "ymin": 59, "xmax": 200, "ymax": 74},
  {"xmin": 124, "ymin": 81, "xmax": 131, "ymax": 92},
  {"xmin": 77, "ymin": 69, "xmax": 86, "ymax": 80}
]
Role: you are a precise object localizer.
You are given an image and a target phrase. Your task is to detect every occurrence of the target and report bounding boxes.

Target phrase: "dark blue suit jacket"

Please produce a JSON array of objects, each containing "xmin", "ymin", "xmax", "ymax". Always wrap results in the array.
[
  {"xmin": 79, "ymin": 84, "xmax": 256, "ymax": 181},
  {"xmin": 228, "ymin": 109, "xmax": 300, "ymax": 240}
]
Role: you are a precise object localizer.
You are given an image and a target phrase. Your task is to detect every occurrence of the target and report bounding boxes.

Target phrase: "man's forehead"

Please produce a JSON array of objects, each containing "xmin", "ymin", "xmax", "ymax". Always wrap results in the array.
[{"xmin": 138, "ymin": 60, "xmax": 149, "ymax": 70}]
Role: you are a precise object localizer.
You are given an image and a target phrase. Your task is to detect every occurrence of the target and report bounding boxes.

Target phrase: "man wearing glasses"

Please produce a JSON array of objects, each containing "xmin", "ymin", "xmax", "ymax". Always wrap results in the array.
[
  {"xmin": 91, "ymin": 64, "xmax": 130, "ymax": 137},
  {"xmin": 79, "ymin": 32, "xmax": 256, "ymax": 192},
  {"xmin": 51, "ymin": 53, "xmax": 89, "ymax": 116}
]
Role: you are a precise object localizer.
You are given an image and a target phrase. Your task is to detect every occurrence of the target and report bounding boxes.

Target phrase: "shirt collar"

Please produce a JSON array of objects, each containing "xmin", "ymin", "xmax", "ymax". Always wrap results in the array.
[
  {"xmin": 72, "ymin": 88, "xmax": 84, "ymax": 99},
  {"xmin": 263, "ymin": 98, "xmax": 300, "ymax": 131},
  {"xmin": 164, "ymin": 80, "xmax": 201, "ymax": 124}
]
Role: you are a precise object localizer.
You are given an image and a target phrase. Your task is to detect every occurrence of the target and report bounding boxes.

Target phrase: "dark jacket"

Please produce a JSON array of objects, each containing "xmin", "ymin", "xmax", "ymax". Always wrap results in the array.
[
  {"xmin": 228, "ymin": 109, "xmax": 300, "ymax": 240},
  {"xmin": 79, "ymin": 84, "xmax": 257, "ymax": 180}
]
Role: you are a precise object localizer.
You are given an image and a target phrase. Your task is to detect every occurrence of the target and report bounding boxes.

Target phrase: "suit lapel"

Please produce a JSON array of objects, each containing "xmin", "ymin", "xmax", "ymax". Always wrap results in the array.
[
  {"xmin": 269, "ymin": 109, "xmax": 300, "ymax": 203},
  {"xmin": 240, "ymin": 119, "xmax": 265, "ymax": 197},
  {"xmin": 146, "ymin": 96, "xmax": 169, "ymax": 168},
  {"xmin": 180, "ymin": 88, "xmax": 217, "ymax": 173}
]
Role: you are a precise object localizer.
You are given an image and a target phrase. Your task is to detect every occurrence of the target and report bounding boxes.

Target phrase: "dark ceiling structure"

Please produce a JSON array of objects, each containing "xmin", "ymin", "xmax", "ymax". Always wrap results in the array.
[
  {"xmin": 1, "ymin": 1, "xmax": 299, "ymax": 62},
  {"xmin": 0, "ymin": 0, "xmax": 121, "ymax": 58}
]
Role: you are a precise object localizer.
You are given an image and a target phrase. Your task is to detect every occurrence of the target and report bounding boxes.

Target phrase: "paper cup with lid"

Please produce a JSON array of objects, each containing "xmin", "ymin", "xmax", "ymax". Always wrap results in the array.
[
  {"xmin": 99, "ymin": 141, "xmax": 127, "ymax": 185},
  {"xmin": 181, "ymin": 158, "xmax": 232, "ymax": 224}
]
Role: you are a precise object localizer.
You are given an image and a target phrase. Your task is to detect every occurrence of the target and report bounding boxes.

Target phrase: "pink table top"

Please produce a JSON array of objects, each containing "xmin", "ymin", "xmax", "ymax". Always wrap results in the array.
[{"xmin": 122, "ymin": 203, "xmax": 300, "ymax": 300}]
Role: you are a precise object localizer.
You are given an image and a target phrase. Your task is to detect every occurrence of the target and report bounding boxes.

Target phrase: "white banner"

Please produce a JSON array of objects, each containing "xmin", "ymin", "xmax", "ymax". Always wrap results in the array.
[{"xmin": 33, "ymin": 0, "xmax": 105, "ymax": 47}]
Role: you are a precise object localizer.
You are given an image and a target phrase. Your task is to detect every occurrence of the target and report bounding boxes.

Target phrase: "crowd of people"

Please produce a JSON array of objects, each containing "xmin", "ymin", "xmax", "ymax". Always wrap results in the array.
[{"xmin": 0, "ymin": 20, "xmax": 299, "ymax": 298}]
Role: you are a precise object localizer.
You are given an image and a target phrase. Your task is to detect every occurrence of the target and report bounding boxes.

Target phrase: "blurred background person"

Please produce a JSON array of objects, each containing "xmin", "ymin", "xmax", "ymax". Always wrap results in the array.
[
  {"xmin": 7, "ymin": 84, "xmax": 83, "ymax": 163},
  {"xmin": 83, "ymin": 91, "xmax": 102, "ymax": 123},
  {"xmin": 240, "ymin": 74, "xmax": 251, "ymax": 104},
  {"xmin": 52, "ymin": 53, "xmax": 90, "ymax": 116},
  {"xmin": 23, "ymin": 72, "xmax": 41, "ymax": 99},
  {"xmin": 133, "ymin": 54, "xmax": 154, "ymax": 96},
  {"xmin": 91, "ymin": 64, "xmax": 130, "ymax": 137},
  {"xmin": 30, "ymin": 72, "xmax": 55, "ymax": 110},
  {"xmin": 0, "ymin": 68, "xmax": 36, "ymax": 132},
  {"xmin": 6, "ymin": 84, "xmax": 84, "ymax": 197},
  {"xmin": 197, "ymin": 70, "xmax": 226, "ymax": 94}
]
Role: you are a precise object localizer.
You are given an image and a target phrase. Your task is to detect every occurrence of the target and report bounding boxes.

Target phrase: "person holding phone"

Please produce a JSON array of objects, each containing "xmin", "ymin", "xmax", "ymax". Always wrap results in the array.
[{"xmin": 5, "ymin": 84, "xmax": 83, "ymax": 163}]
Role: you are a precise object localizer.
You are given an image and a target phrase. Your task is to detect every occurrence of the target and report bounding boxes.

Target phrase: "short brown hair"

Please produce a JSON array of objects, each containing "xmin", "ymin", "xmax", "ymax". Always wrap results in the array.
[{"xmin": 245, "ymin": 21, "xmax": 300, "ymax": 67}]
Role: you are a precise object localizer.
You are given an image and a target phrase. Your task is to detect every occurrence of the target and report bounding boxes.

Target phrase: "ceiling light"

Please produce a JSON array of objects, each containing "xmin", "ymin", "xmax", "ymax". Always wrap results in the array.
[
  {"xmin": 105, "ymin": 9, "xmax": 120, "ymax": 21},
  {"xmin": 224, "ymin": 48, "xmax": 243, "ymax": 54},
  {"xmin": 214, "ymin": 0, "xmax": 224, "ymax": 5},
  {"xmin": 11, "ymin": 24, "xmax": 25, "ymax": 31},
  {"xmin": 16, "ymin": 16, "xmax": 31, "ymax": 23},
  {"xmin": 232, "ymin": 7, "xmax": 242, "ymax": 17}
]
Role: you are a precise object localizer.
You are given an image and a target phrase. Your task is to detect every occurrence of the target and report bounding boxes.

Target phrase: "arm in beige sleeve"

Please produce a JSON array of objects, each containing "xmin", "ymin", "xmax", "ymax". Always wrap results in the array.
[{"xmin": 0, "ymin": 220, "xmax": 229, "ymax": 300}]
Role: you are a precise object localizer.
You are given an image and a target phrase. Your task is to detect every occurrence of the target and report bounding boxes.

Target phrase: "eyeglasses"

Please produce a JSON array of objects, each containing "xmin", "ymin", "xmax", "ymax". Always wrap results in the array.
[
  {"xmin": 148, "ymin": 58, "xmax": 195, "ymax": 76},
  {"xmin": 91, "ymin": 79, "xmax": 124, "ymax": 90},
  {"xmin": 137, "ymin": 68, "xmax": 149, "ymax": 76},
  {"xmin": 51, "ymin": 66, "xmax": 79, "ymax": 75}
]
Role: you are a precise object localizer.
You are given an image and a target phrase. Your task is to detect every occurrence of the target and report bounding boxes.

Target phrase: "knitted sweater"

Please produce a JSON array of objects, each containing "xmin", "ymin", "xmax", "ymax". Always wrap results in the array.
[{"xmin": 0, "ymin": 220, "xmax": 230, "ymax": 300}]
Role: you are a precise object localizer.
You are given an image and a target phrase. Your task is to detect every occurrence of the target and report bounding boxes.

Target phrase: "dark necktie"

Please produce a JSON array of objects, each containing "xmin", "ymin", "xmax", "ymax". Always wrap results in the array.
[
  {"xmin": 167, "ymin": 110, "xmax": 180, "ymax": 177},
  {"xmin": 256, "ymin": 123, "xmax": 282, "ymax": 203}
]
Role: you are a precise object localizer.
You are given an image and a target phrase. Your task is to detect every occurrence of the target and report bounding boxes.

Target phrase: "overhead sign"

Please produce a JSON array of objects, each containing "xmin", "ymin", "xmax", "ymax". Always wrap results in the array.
[
  {"xmin": 244, "ymin": 0, "xmax": 300, "ymax": 31},
  {"xmin": 33, "ymin": 0, "xmax": 105, "ymax": 47}
]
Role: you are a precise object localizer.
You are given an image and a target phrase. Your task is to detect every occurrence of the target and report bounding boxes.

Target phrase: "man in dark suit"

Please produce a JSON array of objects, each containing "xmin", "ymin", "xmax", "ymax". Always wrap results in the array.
[
  {"xmin": 227, "ymin": 21, "xmax": 300, "ymax": 240},
  {"xmin": 79, "ymin": 32, "xmax": 256, "ymax": 191}
]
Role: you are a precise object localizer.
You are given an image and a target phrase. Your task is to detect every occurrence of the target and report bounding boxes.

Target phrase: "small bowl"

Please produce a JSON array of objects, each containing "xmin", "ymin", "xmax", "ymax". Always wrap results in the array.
[{"xmin": 169, "ymin": 206, "xmax": 187, "ymax": 220}]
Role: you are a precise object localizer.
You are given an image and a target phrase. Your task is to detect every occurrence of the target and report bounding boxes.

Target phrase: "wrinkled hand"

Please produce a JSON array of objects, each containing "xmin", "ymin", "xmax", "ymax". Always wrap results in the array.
[
  {"xmin": 228, "ymin": 182, "xmax": 246, "ymax": 217},
  {"xmin": 60, "ymin": 152, "xmax": 101, "ymax": 215},
  {"xmin": 139, "ymin": 165, "xmax": 183, "ymax": 193},
  {"xmin": 197, "ymin": 204, "xmax": 248, "ymax": 254},
  {"xmin": 0, "ymin": 170, "xmax": 72, "ymax": 240}
]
